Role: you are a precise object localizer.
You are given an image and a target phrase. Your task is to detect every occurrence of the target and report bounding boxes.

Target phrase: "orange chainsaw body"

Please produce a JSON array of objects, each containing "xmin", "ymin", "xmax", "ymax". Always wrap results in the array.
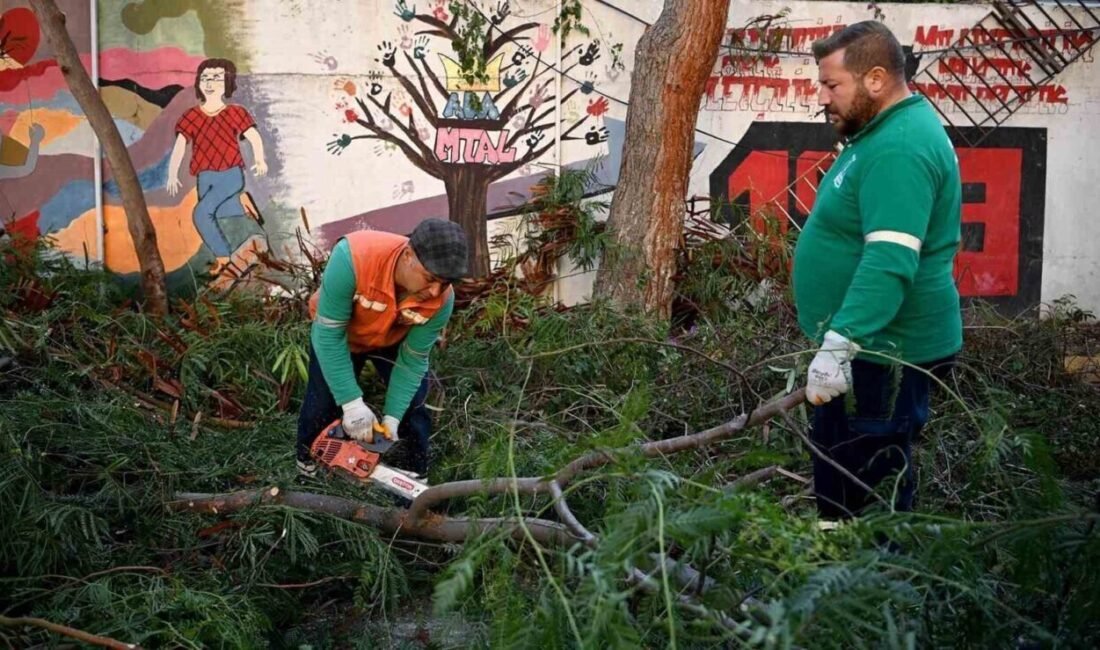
[{"xmin": 309, "ymin": 420, "xmax": 383, "ymax": 481}]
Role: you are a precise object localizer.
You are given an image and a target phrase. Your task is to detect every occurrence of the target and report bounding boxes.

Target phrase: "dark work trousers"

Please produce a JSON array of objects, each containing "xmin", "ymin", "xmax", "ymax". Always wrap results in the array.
[
  {"xmin": 296, "ymin": 341, "xmax": 432, "ymax": 475},
  {"xmin": 810, "ymin": 355, "xmax": 955, "ymax": 519}
]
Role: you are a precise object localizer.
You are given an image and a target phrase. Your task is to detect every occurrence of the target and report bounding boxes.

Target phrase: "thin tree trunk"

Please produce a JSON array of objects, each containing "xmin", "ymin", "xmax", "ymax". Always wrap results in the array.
[
  {"xmin": 593, "ymin": 0, "xmax": 731, "ymax": 318},
  {"xmin": 29, "ymin": 0, "xmax": 168, "ymax": 316},
  {"xmin": 444, "ymin": 166, "xmax": 491, "ymax": 278}
]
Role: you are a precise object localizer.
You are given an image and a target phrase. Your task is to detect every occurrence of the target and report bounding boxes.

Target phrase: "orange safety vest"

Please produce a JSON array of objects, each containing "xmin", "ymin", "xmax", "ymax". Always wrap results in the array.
[{"xmin": 308, "ymin": 230, "xmax": 452, "ymax": 353}]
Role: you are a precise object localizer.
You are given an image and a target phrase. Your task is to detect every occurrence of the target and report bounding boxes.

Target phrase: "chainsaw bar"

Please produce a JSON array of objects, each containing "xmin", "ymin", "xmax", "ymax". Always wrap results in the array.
[{"xmin": 310, "ymin": 420, "xmax": 428, "ymax": 502}]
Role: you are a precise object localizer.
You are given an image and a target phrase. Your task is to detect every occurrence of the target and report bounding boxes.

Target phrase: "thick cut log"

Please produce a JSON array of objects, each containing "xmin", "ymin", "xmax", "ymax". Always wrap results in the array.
[{"xmin": 168, "ymin": 486, "xmax": 576, "ymax": 547}]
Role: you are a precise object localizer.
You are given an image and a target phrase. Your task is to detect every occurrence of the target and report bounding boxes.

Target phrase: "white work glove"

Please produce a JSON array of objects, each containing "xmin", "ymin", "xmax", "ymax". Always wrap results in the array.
[
  {"xmin": 806, "ymin": 330, "xmax": 860, "ymax": 406},
  {"xmin": 341, "ymin": 397, "xmax": 378, "ymax": 441},
  {"xmin": 380, "ymin": 415, "xmax": 401, "ymax": 442}
]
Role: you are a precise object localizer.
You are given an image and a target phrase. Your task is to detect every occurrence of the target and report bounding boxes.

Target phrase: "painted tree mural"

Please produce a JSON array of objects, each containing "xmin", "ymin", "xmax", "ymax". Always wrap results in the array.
[{"xmin": 326, "ymin": 0, "xmax": 619, "ymax": 277}]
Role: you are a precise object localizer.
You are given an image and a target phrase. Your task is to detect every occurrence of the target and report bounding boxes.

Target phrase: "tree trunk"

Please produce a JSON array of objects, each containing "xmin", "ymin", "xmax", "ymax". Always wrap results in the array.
[
  {"xmin": 444, "ymin": 166, "xmax": 491, "ymax": 278},
  {"xmin": 29, "ymin": 0, "xmax": 169, "ymax": 316},
  {"xmin": 593, "ymin": 0, "xmax": 731, "ymax": 318}
]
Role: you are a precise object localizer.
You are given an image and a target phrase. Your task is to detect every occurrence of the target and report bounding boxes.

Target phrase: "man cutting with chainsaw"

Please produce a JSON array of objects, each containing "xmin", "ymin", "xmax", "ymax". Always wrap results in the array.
[
  {"xmin": 793, "ymin": 21, "xmax": 962, "ymax": 519},
  {"xmin": 296, "ymin": 218, "xmax": 469, "ymax": 481}
]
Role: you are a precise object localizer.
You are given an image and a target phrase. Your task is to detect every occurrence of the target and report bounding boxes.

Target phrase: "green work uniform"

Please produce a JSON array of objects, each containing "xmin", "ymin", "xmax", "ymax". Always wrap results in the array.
[
  {"xmin": 792, "ymin": 94, "xmax": 963, "ymax": 364},
  {"xmin": 312, "ymin": 238, "xmax": 454, "ymax": 418}
]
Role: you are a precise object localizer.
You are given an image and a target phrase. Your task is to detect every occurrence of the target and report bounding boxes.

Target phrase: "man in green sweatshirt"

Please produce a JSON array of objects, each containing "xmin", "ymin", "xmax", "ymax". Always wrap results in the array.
[
  {"xmin": 792, "ymin": 21, "xmax": 962, "ymax": 518},
  {"xmin": 296, "ymin": 218, "xmax": 468, "ymax": 480}
]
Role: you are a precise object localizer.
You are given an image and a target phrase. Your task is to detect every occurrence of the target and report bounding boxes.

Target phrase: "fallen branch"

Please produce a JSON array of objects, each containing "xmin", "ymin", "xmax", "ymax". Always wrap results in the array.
[
  {"xmin": 168, "ymin": 391, "xmax": 808, "ymax": 636},
  {"xmin": 167, "ymin": 486, "xmax": 575, "ymax": 547},
  {"xmin": 0, "ymin": 615, "xmax": 139, "ymax": 649},
  {"xmin": 255, "ymin": 575, "xmax": 357, "ymax": 590},
  {"xmin": 408, "ymin": 390, "xmax": 804, "ymax": 522},
  {"xmin": 172, "ymin": 391, "xmax": 804, "ymax": 545}
]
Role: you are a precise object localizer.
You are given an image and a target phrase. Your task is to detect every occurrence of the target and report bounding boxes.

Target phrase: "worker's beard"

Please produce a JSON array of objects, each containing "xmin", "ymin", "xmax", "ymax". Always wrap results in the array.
[{"xmin": 827, "ymin": 84, "xmax": 878, "ymax": 138}]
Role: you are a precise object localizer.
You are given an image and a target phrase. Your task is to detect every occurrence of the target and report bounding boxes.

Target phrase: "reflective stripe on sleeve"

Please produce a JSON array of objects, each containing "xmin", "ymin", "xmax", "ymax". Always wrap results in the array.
[{"xmin": 865, "ymin": 230, "xmax": 922, "ymax": 252}]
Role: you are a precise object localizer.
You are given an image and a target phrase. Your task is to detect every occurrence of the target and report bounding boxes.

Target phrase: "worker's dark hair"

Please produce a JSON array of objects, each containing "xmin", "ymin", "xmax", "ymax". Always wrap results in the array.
[
  {"xmin": 811, "ymin": 20, "xmax": 906, "ymax": 79},
  {"xmin": 195, "ymin": 58, "xmax": 238, "ymax": 100}
]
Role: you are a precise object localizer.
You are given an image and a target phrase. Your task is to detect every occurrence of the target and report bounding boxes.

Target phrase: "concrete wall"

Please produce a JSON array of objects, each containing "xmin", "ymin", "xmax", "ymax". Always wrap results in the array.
[{"xmin": 1, "ymin": 1, "xmax": 1097, "ymax": 313}]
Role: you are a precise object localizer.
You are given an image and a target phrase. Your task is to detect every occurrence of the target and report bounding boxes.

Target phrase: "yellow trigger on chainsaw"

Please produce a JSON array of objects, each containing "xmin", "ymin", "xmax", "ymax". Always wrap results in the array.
[{"xmin": 373, "ymin": 421, "xmax": 394, "ymax": 440}]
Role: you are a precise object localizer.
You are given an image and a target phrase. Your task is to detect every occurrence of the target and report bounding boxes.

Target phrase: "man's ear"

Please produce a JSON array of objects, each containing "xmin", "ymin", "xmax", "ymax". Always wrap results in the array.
[{"xmin": 864, "ymin": 66, "xmax": 889, "ymax": 95}]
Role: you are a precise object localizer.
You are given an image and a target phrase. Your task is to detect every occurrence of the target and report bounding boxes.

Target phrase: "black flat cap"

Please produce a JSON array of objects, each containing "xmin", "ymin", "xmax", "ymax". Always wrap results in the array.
[{"xmin": 409, "ymin": 218, "xmax": 469, "ymax": 282}]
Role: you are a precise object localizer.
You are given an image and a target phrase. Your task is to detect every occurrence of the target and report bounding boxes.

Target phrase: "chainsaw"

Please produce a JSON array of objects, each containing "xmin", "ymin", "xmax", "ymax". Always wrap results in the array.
[{"xmin": 309, "ymin": 420, "xmax": 429, "ymax": 501}]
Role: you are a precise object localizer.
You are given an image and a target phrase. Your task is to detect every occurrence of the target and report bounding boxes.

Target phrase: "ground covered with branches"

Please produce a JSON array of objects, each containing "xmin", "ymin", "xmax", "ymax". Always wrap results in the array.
[{"xmin": 2, "ymin": 228, "xmax": 1099, "ymax": 648}]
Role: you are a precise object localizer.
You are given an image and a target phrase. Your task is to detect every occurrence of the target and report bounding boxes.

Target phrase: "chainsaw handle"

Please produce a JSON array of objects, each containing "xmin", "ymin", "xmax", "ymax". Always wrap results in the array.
[{"xmin": 322, "ymin": 419, "xmax": 347, "ymax": 440}]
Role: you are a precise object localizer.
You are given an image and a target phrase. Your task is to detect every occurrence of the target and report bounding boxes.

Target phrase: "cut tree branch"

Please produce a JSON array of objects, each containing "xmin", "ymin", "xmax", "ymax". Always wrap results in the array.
[
  {"xmin": 550, "ymin": 481, "xmax": 598, "ymax": 547},
  {"xmin": 171, "ymin": 391, "xmax": 805, "ymax": 548},
  {"xmin": 168, "ymin": 486, "xmax": 575, "ymax": 547},
  {"xmin": 553, "ymin": 389, "xmax": 806, "ymax": 488},
  {"xmin": 0, "ymin": 615, "xmax": 139, "ymax": 649}
]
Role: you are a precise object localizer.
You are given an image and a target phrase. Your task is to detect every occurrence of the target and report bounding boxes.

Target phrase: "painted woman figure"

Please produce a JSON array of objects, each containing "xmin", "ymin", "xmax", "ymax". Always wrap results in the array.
[{"xmin": 167, "ymin": 58, "xmax": 267, "ymax": 268}]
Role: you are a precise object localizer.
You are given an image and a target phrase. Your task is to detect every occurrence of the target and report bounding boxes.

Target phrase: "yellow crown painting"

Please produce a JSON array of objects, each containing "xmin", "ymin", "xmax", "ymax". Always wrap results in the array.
[{"xmin": 438, "ymin": 53, "xmax": 506, "ymax": 92}]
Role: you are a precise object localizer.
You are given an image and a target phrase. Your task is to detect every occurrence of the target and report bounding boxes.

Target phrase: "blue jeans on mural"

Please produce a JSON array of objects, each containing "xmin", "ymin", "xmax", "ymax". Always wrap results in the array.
[
  {"xmin": 810, "ymin": 355, "xmax": 955, "ymax": 519},
  {"xmin": 296, "ymin": 341, "xmax": 432, "ymax": 477},
  {"xmin": 194, "ymin": 166, "xmax": 247, "ymax": 257}
]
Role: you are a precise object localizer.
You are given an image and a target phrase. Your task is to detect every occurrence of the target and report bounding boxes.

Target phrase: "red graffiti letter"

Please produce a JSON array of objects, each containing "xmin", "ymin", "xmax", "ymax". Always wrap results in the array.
[
  {"xmin": 727, "ymin": 150, "xmax": 788, "ymax": 233},
  {"xmin": 954, "ymin": 147, "xmax": 1022, "ymax": 297}
]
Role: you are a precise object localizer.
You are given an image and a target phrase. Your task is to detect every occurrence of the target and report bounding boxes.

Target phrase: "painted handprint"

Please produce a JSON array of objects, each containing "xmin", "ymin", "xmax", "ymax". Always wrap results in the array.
[
  {"xmin": 503, "ymin": 68, "xmax": 527, "ymax": 89},
  {"xmin": 529, "ymin": 80, "xmax": 552, "ymax": 110},
  {"xmin": 334, "ymin": 79, "xmax": 357, "ymax": 96},
  {"xmin": 580, "ymin": 71, "xmax": 597, "ymax": 95},
  {"xmin": 431, "ymin": 0, "xmax": 448, "ymax": 21},
  {"xmin": 579, "ymin": 41, "xmax": 601, "ymax": 66},
  {"xmin": 377, "ymin": 41, "xmax": 397, "ymax": 68},
  {"xmin": 413, "ymin": 36, "xmax": 429, "ymax": 60},
  {"xmin": 533, "ymin": 24, "xmax": 551, "ymax": 53},
  {"xmin": 585, "ymin": 125, "xmax": 609, "ymax": 145},
  {"xmin": 586, "ymin": 96, "xmax": 609, "ymax": 117},
  {"xmin": 310, "ymin": 50, "xmax": 338, "ymax": 71},
  {"xmin": 526, "ymin": 130, "xmax": 545, "ymax": 149},
  {"xmin": 399, "ymin": 25, "xmax": 414, "ymax": 50},
  {"xmin": 327, "ymin": 134, "xmax": 353, "ymax": 156},
  {"xmin": 394, "ymin": 0, "xmax": 415, "ymax": 22},
  {"xmin": 491, "ymin": 1, "xmax": 510, "ymax": 26}
]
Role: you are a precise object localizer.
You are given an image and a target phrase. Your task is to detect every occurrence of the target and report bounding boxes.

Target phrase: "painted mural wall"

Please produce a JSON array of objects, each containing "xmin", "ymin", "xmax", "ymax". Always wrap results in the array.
[{"xmin": 1, "ymin": 0, "xmax": 1097, "ymax": 315}]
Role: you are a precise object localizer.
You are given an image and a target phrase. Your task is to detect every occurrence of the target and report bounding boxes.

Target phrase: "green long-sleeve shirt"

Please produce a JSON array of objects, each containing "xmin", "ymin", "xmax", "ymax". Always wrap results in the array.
[
  {"xmin": 311, "ymin": 238, "xmax": 453, "ymax": 418},
  {"xmin": 792, "ymin": 94, "xmax": 963, "ymax": 364}
]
